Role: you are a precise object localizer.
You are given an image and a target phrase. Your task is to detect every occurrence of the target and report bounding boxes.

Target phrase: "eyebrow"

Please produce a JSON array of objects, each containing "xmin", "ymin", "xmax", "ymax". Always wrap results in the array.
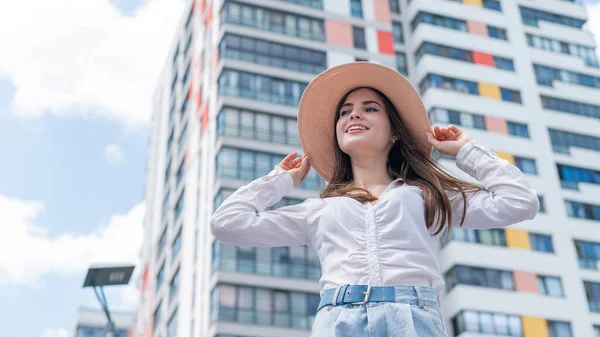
[{"xmin": 341, "ymin": 100, "xmax": 383, "ymax": 109}]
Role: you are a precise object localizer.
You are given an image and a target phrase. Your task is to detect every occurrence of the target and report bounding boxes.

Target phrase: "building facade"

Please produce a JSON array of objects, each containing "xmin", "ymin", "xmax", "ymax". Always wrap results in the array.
[
  {"xmin": 133, "ymin": 0, "xmax": 600, "ymax": 336},
  {"xmin": 73, "ymin": 308, "xmax": 133, "ymax": 337}
]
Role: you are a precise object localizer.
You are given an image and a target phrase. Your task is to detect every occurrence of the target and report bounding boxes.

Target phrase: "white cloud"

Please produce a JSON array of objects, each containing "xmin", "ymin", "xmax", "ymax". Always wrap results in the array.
[
  {"xmin": 41, "ymin": 328, "xmax": 69, "ymax": 337},
  {"xmin": 105, "ymin": 143, "xmax": 126, "ymax": 165},
  {"xmin": 0, "ymin": 0, "xmax": 185, "ymax": 126},
  {"xmin": 0, "ymin": 194, "xmax": 145, "ymax": 286},
  {"xmin": 588, "ymin": 3, "xmax": 600, "ymax": 59}
]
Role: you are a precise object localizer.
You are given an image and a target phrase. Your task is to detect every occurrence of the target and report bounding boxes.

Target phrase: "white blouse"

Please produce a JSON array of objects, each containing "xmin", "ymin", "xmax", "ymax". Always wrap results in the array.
[{"xmin": 210, "ymin": 139, "xmax": 540, "ymax": 294}]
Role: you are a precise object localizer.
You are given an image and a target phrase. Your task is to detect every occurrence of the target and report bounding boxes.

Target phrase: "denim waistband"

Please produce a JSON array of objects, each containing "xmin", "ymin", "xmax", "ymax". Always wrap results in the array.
[{"xmin": 318, "ymin": 285, "xmax": 440, "ymax": 311}]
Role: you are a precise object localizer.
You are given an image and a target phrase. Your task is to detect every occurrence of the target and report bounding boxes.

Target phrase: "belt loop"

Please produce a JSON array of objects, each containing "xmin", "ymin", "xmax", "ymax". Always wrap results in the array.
[
  {"xmin": 413, "ymin": 286, "xmax": 424, "ymax": 308},
  {"xmin": 331, "ymin": 285, "xmax": 343, "ymax": 307}
]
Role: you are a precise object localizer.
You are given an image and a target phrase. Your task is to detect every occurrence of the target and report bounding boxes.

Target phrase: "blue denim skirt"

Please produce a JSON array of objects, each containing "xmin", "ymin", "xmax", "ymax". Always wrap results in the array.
[{"xmin": 311, "ymin": 286, "xmax": 448, "ymax": 337}]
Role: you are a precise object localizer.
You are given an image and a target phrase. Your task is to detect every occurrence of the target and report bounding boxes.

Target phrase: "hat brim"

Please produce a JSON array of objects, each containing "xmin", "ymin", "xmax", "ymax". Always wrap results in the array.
[{"xmin": 297, "ymin": 62, "xmax": 432, "ymax": 183}]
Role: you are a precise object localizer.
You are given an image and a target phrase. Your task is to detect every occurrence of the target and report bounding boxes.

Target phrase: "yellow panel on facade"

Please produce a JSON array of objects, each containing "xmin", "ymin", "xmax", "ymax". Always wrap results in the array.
[
  {"xmin": 478, "ymin": 82, "xmax": 501, "ymax": 99},
  {"xmin": 462, "ymin": 0, "xmax": 483, "ymax": 7},
  {"xmin": 506, "ymin": 229, "xmax": 531, "ymax": 250},
  {"xmin": 522, "ymin": 316, "xmax": 549, "ymax": 337},
  {"xmin": 495, "ymin": 151, "xmax": 515, "ymax": 165}
]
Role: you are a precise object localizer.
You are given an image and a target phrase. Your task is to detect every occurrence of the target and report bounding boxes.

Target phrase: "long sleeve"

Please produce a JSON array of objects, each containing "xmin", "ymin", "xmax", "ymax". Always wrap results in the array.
[
  {"xmin": 448, "ymin": 139, "xmax": 540, "ymax": 230},
  {"xmin": 210, "ymin": 166, "xmax": 313, "ymax": 247}
]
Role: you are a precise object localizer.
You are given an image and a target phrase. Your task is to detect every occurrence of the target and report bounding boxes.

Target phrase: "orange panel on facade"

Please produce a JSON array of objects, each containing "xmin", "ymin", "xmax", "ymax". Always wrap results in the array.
[
  {"xmin": 514, "ymin": 270, "xmax": 539, "ymax": 293},
  {"xmin": 374, "ymin": 0, "xmax": 391, "ymax": 23},
  {"xmin": 473, "ymin": 51, "xmax": 494, "ymax": 66},
  {"xmin": 484, "ymin": 115, "xmax": 508, "ymax": 134},
  {"xmin": 377, "ymin": 30, "xmax": 395, "ymax": 55},
  {"xmin": 325, "ymin": 19, "xmax": 353, "ymax": 47},
  {"xmin": 467, "ymin": 20, "xmax": 487, "ymax": 36}
]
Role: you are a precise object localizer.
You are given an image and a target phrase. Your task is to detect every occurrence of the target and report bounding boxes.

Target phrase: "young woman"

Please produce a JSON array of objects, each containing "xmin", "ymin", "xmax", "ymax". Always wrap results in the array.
[{"xmin": 211, "ymin": 62, "xmax": 539, "ymax": 336}]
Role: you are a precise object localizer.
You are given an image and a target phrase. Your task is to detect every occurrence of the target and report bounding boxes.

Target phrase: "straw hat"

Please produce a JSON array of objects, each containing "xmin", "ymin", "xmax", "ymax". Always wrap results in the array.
[{"xmin": 297, "ymin": 62, "xmax": 432, "ymax": 182}]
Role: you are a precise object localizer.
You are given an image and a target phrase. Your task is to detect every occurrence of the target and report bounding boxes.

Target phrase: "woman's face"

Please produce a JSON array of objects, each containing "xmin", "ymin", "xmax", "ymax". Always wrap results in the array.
[{"xmin": 335, "ymin": 88, "xmax": 394, "ymax": 158}]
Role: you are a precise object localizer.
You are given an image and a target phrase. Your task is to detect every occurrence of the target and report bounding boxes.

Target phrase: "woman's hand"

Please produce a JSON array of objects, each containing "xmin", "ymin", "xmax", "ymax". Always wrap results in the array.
[
  {"xmin": 425, "ymin": 125, "xmax": 470, "ymax": 157},
  {"xmin": 277, "ymin": 152, "xmax": 311, "ymax": 187}
]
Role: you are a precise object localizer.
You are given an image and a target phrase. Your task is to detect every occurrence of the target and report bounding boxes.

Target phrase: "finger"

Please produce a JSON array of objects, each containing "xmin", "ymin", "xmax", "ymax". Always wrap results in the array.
[
  {"xmin": 280, "ymin": 152, "xmax": 298, "ymax": 167},
  {"xmin": 448, "ymin": 126, "xmax": 462, "ymax": 137},
  {"xmin": 434, "ymin": 126, "xmax": 445, "ymax": 141},
  {"xmin": 289, "ymin": 157, "xmax": 302, "ymax": 168},
  {"xmin": 442, "ymin": 128, "xmax": 456, "ymax": 139},
  {"xmin": 425, "ymin": 131, "xmax": 441, "ymax": 147},
  {"xmin": 300, "ymin": 157, "xmax": 311, "ymax": 181}
]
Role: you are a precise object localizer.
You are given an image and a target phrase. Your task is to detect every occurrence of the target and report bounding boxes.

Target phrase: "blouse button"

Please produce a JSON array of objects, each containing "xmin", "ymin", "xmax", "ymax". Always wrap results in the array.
[{"xmin": 423, "ymin": 305, "xmax": 429, "ymax": 311}]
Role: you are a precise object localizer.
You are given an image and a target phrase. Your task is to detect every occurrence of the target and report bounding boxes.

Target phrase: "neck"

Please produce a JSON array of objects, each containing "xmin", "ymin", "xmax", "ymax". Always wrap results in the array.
[{"xmin": 350, "ymin": 153, "xmax": 394, "ymax": 190}]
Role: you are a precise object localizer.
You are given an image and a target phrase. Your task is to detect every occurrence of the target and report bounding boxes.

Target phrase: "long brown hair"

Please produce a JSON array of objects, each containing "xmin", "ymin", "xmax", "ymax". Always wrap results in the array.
[{"xmin": 320, "ymin": 87, "xmax": 483, "ymax": 236}]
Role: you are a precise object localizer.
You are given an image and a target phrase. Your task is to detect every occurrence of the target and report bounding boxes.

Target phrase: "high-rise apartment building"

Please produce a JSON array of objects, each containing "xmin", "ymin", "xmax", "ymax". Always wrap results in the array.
[
  {"xmin": 132, "ymin": 0, "xmax": 600, "ymax": 336},
  {"xmin": 73, "ymin": 308, "xmax": 133, "ymax": 337}
]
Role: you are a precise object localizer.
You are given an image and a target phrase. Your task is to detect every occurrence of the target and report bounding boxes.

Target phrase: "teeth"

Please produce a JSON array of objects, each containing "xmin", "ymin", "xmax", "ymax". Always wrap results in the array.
[{"xmin": 348, "ymin": 126, "xmax": 366, "ymax": 132}]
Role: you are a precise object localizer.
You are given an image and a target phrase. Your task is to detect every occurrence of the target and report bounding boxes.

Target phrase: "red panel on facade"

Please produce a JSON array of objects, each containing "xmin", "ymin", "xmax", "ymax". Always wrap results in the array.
[
  {"xmin": 377, "ymin": 30, "xmax": 395, "ymax": 55},
  {"xmin": 140, "ymin": 265, "xmax": 149, "ymax": 293},
  {"xmin": 201, "ymin": 104, "xmax": 209, "ymax": 131},
  {"xmin": 473, "ymin": 50, "xmax": 494, "ymax": 66},
  {"xmin": 206, "ymin": 3, "xmax": 213, "ymax": 27}
]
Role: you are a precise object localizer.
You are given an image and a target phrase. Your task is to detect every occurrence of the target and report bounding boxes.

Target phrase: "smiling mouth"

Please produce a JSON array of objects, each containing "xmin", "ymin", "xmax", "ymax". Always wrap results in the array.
[{"xmin": 346, "ymin": 125, "xmax": 369, "ymax": 133}]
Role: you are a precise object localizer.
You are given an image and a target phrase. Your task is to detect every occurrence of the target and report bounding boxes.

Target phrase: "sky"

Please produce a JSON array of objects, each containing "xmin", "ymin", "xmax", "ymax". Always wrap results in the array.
[
  {"xmin": 0, "ymin": 1, "xmax": 599, "ymax": 337},
  {"xmin": 0, "ymin": 0, "xmax": 185, "ymax": 336}
]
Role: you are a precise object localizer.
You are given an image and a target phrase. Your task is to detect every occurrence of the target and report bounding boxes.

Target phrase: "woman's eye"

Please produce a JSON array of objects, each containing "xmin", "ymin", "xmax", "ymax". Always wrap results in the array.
[
  {"xmin": 366, "ymin": 107, "xmax": 378, "ymax": 112},
  {"xmin": 340, "ymin": 110, "xmax": 350, "ymax": 116}
]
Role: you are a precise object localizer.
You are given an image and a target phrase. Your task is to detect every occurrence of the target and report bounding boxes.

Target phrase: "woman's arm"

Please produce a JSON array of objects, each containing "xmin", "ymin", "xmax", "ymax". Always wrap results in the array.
[
  {"xmin": 448, "ymin": 139, "xmax": 540, "ymax": 229},
  {"xmin": 210, "ymin": 166, "xmax": 312, "ymax": 247}
]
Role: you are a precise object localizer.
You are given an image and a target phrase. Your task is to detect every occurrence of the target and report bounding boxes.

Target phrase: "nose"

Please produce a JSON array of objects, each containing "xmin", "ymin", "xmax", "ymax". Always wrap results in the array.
[{"xmin": 349, "ymin": 109, "xmax": 363, "ymax": 120}]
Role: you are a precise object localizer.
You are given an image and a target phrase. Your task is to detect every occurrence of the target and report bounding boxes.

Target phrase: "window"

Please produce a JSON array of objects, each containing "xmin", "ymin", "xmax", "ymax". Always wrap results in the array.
[
  {"xmin": 153, "ymin": 301, "xmax": 162, "ymax": 330},
  {"xmin": 537, "ymin": 275, "xmax": 564, "ymax": 297},
  {"xmin": 541, "ymin": 95, "xmax": 600, "ymax": 119},
  {"xmin": 175, "ymin": 161, "xmax": 185, "ymax": 187},
  {"xmin": 172, "ymin": 229, "xmax": 182, "ymax": 259},
  {"xmin": 507, "ymin": 122, "xmax": 529, "ymax": 138},
  {"xmin": 534, "ymin": 64, "xmax": 600, "ymax": 89},
  {"xmin": 445, "ymin": 265, "xmax": 514, "ymax": 292},
  {"xmin": 538, "ymin": 196, "xmax": 546, "ymax": 213},
  {"xmin": 167, "ymin": 309, "xmax": 178, "ymax": 337},
  {"xmin": 514, "ymin": 157, "xmax": 537, "ymax": 175},
  {"xmin": 212, "ymin": 241, "xmax": 320, "ymax": 280},
  {"xmin": 158, "ymin": 226, "xmax": 168, "ymax": 258},
  {"xmin": 594, "ymin": 325, "xmax": 600, "ymax": 337},
  {"xmin": 221, "ymin": 2, "xmax": 325, "ymax": 41},
  {"xmin": 216, "ymin": 147, "xmax": 325, "ymax": 189},
  {"xmin": 443, "ymin": 228, "xmax": 506, "ymax": 247},
  {"xmin": 575, "ymin": 240, "xmax": 600, "ymax": 270},
  {"xmin": 565, "ymin": 200, "xmax": 600, "ymax": 221},
  {"xmin": 483, "ymin": 0, "xmax": 501, "ymax": 11},
  {"xmin": 389, "ymin": 0, "xmax": 400, "ymax": 14},
  {"xmin": 392, "ymin": 22, "xmax": 403, "ymax": 44},
  {"xmin": 452, "ymin": 310, "xmax": 522, "ymax": 336},
  {"xmin": 352, "ymin": 26, "xmax": 366, "ymax": 49},
  {"xmin": 219, "ymin": 34, "xmax": 326, "ymax": 74},
  {"xmin": 396, "ymin": 53, "xmax": 408, "ymax": 76},
  {"xmin": 219, "ymin": 69, "xmax": 308, "ymax": 106},
  {"xmin": 549, "ymin": 129, "xmax": 600, "ymax": 154},
  {"xmin": 170, "ymin": 267, "xmax": 180, "ymax": 303},
  {"xmin": 210, "ymin": 284, "xmax": 320, "ymax": 329},
  {"xmin": 526, "ymin": 33, "xmax": 599, "ymax": 68},
  {"xmin": 557, "ymin": 164, "xmax": 600, "ymax": 189},
  {"xmin": 156, "ymin": 263, "xmax": 165, "ymax": 290},
  {"xmin": 411, "ymin": 12, "xmax": 467, "ymax": 33},
  {"xmin": 350, "ymin": 0, "xmax": 363, "ymax": 18},
  {"xmin": 174, "ymin": 188, "xmax": 185, "ymax": 223},
  {"xmin": 520, "ymin": 6, "xmax": 586, "ymax": 28},
  {"xmin": 162, "ymin": 192, "xmax": 170, "ymax": 220},
  {"xmin": 530, "ymin": 233, "xmax": 554, "ymax": 253},
  {"xmin": 547, "ymin": 321, "xmax": 573, "ymax": 337},
  {"xmin": 415, "ymin": 42, "xmax": 514, "ymax": 72},
  {"xmin": 487, "ymin": 26, "xmax": 508, "ymax": 40}
]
